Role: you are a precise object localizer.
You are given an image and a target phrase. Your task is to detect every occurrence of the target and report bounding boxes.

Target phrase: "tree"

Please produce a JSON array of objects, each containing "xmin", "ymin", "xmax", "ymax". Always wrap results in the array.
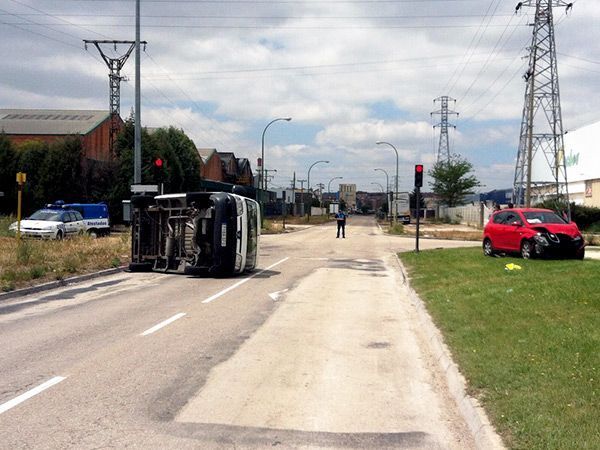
[
  {"xmin": 409, "ymin": 189, "xmax": 425, "ymax": 210},
  {"xmin": 0, "ymin": 134, "xmax": 17, "ymax": 213},
  {"xmin": 429, "ymin": 155, "xmax": 481, "ymax": 207},
  {"xmin": 15, "ymin": 140, "xmax": 49, "ymax": 214}
]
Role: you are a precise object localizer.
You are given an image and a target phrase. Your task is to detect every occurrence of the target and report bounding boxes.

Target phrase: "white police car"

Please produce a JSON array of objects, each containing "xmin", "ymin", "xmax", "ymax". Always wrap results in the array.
[
  {"xmin": 47, "ymin": 201, "xmax": 110, "ymax": 237},
  {"xmin": 9, "ymin": 209, "xmax": 86, "ymax": 240}
]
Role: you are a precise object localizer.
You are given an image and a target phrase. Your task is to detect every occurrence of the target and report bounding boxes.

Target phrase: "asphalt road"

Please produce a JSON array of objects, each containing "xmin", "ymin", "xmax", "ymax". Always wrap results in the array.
[{"xmin": 0, "ymin": 216, "xmax": 480, "ymax": 449}]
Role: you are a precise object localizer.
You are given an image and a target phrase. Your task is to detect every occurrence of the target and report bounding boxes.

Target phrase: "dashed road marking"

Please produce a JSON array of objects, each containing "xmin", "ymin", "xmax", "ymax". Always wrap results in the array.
[
  {"xmin": 202, "ymin": 257, "xmax": 289, "ymax": 304},
  {"xmin": 141, "ymin": 312, "xmax": 187, "ymax": 336},
  {"xmin": 0, "ymin": 376, "xmax": 66, "ymax": 415}
]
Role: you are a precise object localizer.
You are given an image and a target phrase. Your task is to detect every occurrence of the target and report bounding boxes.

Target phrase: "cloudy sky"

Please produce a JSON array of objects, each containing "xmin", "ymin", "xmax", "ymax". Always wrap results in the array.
[{"xmin": 1, "ymin": 0, "xmax": 599, "ymax": 193}]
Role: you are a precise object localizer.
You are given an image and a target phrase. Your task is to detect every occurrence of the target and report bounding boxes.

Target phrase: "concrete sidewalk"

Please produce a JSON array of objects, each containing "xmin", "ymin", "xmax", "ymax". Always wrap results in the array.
[{"xmin": 177, "ymin": 253, "xmax": 478, "ymax": 449}]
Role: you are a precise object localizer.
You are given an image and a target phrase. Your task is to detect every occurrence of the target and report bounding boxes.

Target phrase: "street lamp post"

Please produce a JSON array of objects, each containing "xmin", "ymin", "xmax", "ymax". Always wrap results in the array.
[
  {"xmin": 261, "ymin": 117, "xmax": 291, "ymax": 192},
  {"xmin": 327, "ymin": 176, "xmax": 343, "ymax": 215},
  {"xmin": 376, "ymin": 141, "xmax": 399, "ymax": 225},
  {"xmin": 307, "ymin": 160, "xmax": 329, "ymax": 220},
  {"xmin": 371, "ymin": 182, "xmax": 384, "ymax": 192},
  {"xmin": 374, "ymin": 168, "xmax": 391, "ymax": 224},
  {"xmin": 327, "ymin": 176, "xmax": 343, "ymax": 196}
]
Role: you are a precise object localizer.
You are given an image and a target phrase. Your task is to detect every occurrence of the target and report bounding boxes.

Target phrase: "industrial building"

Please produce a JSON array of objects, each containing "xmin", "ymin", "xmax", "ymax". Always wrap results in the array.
[{"xmin": 0, "ymin": 109, "xmax": 118, "ymax": 161}]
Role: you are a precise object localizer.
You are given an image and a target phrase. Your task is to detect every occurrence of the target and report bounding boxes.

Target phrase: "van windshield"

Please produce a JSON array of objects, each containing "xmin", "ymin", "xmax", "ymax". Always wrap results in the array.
[{"xmin": 245, "ymin": 200, "xmax": 258, "ymax": 267}]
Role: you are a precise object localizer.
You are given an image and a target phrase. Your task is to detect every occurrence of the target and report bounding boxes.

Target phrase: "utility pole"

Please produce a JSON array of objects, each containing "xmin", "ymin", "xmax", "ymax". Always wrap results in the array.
[
  {"xmin": 298, "ymin": 179, "xmax": 307, "ymax": 217},
  {"xmin": 264, "ymin": 169, "xmax": 277, "ymax": 190},
  {"xmin": 84, "ymin": 39, "xmax": 146, "ymax": 156},
  {"xmin": 513, "ymin": 0, "xmax": 572, "ymax": 218},
  {"xmin": 431, "ymin": 96, "xmax": 458, "ymax": 163}
]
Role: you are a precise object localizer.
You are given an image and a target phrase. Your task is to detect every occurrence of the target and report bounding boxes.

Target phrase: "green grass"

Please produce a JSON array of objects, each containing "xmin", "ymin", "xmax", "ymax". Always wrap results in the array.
[{"xmin": 400, "ymin": 248, "xmax": 599, "ymax": 450}]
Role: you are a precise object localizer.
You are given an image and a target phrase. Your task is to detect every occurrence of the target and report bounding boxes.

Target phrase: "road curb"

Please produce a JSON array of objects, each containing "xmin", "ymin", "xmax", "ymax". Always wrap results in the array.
[
  {"xmin": 0, "ymin": 266, "xmax": 126, "ymax": 302},
  {"xmin": 395, "ymin": 254, "xmax": 505, "ymax": 450}
]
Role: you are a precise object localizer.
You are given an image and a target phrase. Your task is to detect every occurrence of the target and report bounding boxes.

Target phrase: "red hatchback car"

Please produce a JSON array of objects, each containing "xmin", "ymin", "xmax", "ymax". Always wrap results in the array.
[{"xmin": 483, "ymin": 208, "xmax": 585, "ymax": 259}]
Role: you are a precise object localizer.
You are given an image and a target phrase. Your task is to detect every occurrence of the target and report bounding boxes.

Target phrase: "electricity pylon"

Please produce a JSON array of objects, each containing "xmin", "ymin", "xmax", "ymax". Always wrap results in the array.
[
  {"xmin": 431, "ymin": 96, "xmax": 459, "ymax": 163},
  {"xmin": 84, "ymin": 40, "xmax": 146, "ymax": 155},
  {"xmin": 512, "ymin": 1, "xmax": 573, "ymax": 216}
]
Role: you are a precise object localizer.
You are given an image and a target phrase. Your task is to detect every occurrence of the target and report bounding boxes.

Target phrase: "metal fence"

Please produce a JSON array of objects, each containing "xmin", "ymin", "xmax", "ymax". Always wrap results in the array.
[{"xmin": 439, "ymin": 203, "xmax": 494, "ymax": 228}]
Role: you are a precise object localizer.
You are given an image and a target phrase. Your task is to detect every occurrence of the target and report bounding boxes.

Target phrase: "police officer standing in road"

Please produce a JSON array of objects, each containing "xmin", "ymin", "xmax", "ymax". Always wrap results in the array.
[{"xmin": 335, "ymin": 210, "xmax": 347, "ymax": 238}]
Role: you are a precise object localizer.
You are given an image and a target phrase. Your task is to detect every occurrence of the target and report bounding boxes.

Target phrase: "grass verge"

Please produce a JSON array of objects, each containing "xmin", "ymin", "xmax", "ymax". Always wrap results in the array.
[
  {"xmin": 263, "ymin": 215, "xmax": 333, "ymax": 234},
  {"xmin": 400, "ymin": 247, "xmax": 599, "ymax": 449},
  {"xmin": 0, "ymin": 233, "xmax": 131, "ymax": 292}
]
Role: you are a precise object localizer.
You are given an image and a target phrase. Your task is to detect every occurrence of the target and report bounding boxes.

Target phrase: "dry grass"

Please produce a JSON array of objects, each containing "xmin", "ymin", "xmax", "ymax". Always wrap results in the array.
[
  {"xmin": 0, "ymin": 233, "xmax": 131, "ymax": 292},
  {"xmin": 263, "ymin": 215, "xmax": 334, "ymax": 234}
]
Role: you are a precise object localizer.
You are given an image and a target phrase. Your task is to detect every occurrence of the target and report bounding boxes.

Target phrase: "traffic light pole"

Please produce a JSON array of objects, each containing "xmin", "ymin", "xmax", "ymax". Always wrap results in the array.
[
  {"xmin": 414, "ymin": 164, "xmax": 424, "ymax": 253},
  {"xmin": 415, "ymin": 187, "xmax": 421, "ymax": 253}
]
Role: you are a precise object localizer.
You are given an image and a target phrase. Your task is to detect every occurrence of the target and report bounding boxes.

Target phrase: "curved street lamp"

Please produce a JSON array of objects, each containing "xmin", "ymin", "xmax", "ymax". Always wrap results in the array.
[
  {"xmin": 261, "ymin": 117, "xmax": 291, "ymax": 192},
  {"xmin": 328, "ymin": 176, "xmax": 343, "ymax": 195},
  {"xmin": 371, "ymin": 182, "xmax": 384, "ymax": 192},
  {"xmin": 307, "ymin": 160, "xmax": 329, "ymax": 220},
  {"xmin": 374, "ymin": 168, "xmax": 389, "ymax": 192},
  {"xmin": 375, "ymin": 168, "xmax": 391, "ymax": 222},
  {"xmin": 307, "ymin": 160, "xmax": 330, "ymax": 198},
  {"xmin": 376, "ymin": 141, "xmax": 399, "ymax": 224}
]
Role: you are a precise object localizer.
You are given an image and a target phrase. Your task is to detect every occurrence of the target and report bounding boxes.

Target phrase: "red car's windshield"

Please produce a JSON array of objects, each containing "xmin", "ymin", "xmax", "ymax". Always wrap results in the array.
[{"xmin": 523, "ymin": 211, "xmax": 567, "ymax": 225}]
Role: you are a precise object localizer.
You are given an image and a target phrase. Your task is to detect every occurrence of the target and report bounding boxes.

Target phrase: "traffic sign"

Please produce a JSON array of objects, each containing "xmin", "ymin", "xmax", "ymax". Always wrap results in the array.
[{"xmin": 131, "ymin": 184, "xmax": 159, "ymax": 193}]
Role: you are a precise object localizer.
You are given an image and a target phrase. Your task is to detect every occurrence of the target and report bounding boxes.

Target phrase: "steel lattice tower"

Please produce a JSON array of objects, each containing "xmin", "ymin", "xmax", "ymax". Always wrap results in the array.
[
  {"xmin": 84, "ymin": 40, "xmax": 145, "ymax": 155},
  {"xmin": 513, "ymin": 1, "xmax": 572, "ymax": 214},
  {"xmin": 431, "ymin": 96, "xmax": 459, "ymax": 163}
]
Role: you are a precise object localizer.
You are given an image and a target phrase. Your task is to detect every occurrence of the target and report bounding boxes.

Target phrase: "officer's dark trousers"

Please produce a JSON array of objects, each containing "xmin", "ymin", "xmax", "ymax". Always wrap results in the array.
[{"xmin": 336, "ymin": 221, "xmax": 345, "ymax": 238}]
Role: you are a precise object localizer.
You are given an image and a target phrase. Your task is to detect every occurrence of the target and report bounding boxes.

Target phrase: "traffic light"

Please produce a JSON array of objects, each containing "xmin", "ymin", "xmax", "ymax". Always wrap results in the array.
[
  {"xmin": 414, "ymin": 164, "xmax": 424, "ymax": 188},
  {"xmin": 152, "ymin": 157, "xmax": 166, "ymax": 184}
]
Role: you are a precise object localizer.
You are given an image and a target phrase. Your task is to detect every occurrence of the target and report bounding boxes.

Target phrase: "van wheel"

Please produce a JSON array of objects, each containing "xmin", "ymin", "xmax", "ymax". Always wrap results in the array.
[
  {"xmin": 88, "ymin": 229, "xmax": 98, "ymax": 239},
  {"xmin": 483, "ymin": 238, "xmax": 495, "ymax": 256},
  {"xmin": 128, "ymin": 262, "xmax": 153, "ymax": 272},
  {"xmin": 520, "ymin": 240, "xmax": 535, "ymax": 259}
]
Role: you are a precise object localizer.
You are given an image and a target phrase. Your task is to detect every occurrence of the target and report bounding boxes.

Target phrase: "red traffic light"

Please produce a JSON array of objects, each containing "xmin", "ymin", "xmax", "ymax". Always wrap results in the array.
[
  {"xmin": 414, "ymin": 164, "xmax": 424, "ymax": 187},
  {"xmin": 154, "ymin": 158, "xmax": 163, "ymax": 168}
]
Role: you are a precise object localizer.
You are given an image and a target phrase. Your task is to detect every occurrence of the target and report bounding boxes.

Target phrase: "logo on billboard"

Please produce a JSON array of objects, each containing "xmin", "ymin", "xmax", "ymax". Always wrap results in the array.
[{"xmin": 565, "ymin": 150, "xmax": 580, "ymax": 168}]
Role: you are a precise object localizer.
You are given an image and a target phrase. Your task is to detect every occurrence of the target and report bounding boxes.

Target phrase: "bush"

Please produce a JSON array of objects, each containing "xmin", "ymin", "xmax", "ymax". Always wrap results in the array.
[
  {"xmin": 571, "ymin": 204, "xmax": 600, "ymax": 230},
  {"xmin": 388, "ymin": 224, "xmax": 405, "ymax": 235},
  {"xmin": 536, "ymin": 201, "xmax": 600, "ymax": 230}
]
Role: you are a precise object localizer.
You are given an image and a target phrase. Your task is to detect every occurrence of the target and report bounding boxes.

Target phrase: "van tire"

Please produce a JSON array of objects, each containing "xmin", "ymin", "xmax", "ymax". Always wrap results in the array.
[
  {"xmin": 128, "ymin": 262, "xmax": 153, "ymax": 272},
  {"xmin": 88, "ymin": 229, "xmax": 98, "ymax": 239}
]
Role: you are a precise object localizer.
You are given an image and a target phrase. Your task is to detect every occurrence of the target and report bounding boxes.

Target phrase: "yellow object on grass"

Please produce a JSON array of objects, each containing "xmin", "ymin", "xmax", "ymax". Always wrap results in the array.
[{"xmin": 505, "ymin": 263, "xmax": 522, "ymax": 271}]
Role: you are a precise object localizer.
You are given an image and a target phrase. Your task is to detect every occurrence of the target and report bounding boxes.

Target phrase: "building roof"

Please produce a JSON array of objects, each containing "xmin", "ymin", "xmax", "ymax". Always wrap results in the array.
[
  {"xmin": 0, "ymin": 109, "xmax": 111, "ymax": 135},
  {"xmin": 197, "ymin": 148, "xmax": 216, "ymax": 162},
  {"xmin": 217, "ymin": 152, "xmax": 236, "ymax": 163}
]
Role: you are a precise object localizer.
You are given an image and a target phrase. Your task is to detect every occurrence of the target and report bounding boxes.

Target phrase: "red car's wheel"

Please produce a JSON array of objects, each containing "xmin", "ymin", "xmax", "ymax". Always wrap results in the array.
[
  {"xmin": 483, "ymin": 238, "xmax": 495, "ymax": 257},
  {"xmin": 520, "ymin": 240, "xmax": 535, "ymax": 259}
]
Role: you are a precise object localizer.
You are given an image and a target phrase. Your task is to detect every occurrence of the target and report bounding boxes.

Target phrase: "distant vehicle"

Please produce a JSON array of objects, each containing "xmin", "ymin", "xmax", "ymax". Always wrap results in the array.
[
  {"xmin": 393, "ymin": 192, "xmax": 411, "ymax": 224},
  {"xmin": 129, "ymin": 192, "xmax": 260, "ymax": 276},
  {"xmin": 9, "ymin": 209, "xmax": 86, "ymax": 240},
  {"xmin": 483, "ymin": 208, "xmax": 585, "ymax": 259},
  {"xmin": 47, "ymin": 201, "xmax": 110, "ymax": 237}
]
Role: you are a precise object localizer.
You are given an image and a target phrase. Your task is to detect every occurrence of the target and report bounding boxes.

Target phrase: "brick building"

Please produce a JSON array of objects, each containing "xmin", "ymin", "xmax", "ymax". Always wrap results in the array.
[
  {"xmin": 197, "ymin": 148, "xmax": 255, "ymax": 187},
  {"xmin": 0, "ymin": 109, "xmax": 119, "ymax": 161}
]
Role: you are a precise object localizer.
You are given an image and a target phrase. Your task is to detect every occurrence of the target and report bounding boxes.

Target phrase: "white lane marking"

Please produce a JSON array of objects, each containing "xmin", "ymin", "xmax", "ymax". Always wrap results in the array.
[
  {"xmin": 141, "ymin": 312, "xmax": 186, "ymax": 336},
  {"xmin": 268, "ymin": 289, "xmax": 289, "ymax": 302},
  {"xmin": 0, "ymin": 376, "xmax": 66, "ymax": 415},
  {"xmin": 202, "ymin": 257, "xmax": 290, "ymax": 304}
]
